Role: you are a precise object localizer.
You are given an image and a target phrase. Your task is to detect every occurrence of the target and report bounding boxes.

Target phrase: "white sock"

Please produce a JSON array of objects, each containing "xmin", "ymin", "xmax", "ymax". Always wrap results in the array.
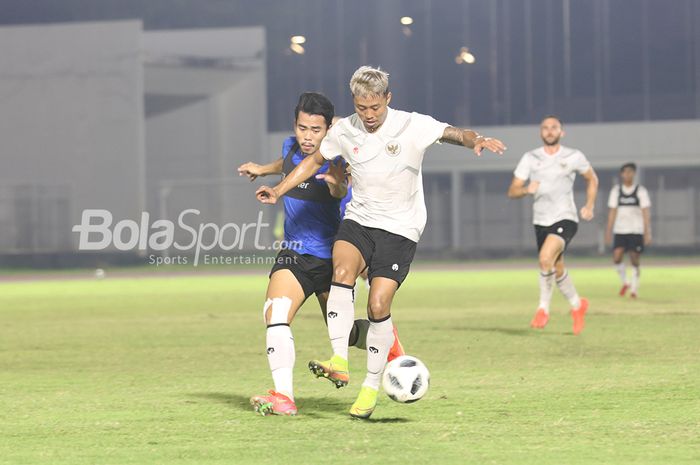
[
  {"xmin": 615, "ymin": 262, "xmax": 627, "ymax": 285},
  {"xmin": 631, "ymin": 266, "xmax": 640, "ymax": 294},
  {"xmin": 362, "ymin": 316, "xmax": 395, "ymax": 390},
  {"xmin": 539, "ymin": 270, "xmax": 556, "ymax": 313},
  {"xmin": 327, "ymin": 283, "xmax": 355, "ymax": 360},
  {"xmin": 556, "ymin": 269, "xmax": 581, "ymax": 309},
  {"xmin": 266, "ymin": 324, "xmax": 295, "ymax": 400}
]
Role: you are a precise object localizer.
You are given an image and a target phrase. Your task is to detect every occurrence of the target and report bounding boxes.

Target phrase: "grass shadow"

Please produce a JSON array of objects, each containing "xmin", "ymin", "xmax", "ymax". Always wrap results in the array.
[
  {"xmin": 362, "ymin": 417, "xmax": 411, "ymax": 424},
  {"xmin": 191, "ymin": 392, "xmax": 252, "ymax": 412},
  {"xmin": 191, "ymin": 392, "xmax": 376, "ymax": 418},
  {"xmin": 450, "ymin": 326, "xmax": 570, "ymax": 336}
]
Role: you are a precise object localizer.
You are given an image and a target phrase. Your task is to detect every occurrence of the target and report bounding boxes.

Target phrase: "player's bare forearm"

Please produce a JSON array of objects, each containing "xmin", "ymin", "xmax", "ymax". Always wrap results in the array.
[
  {"xmin": 441, "ymin": 126, "xmax": 507, "ymax": 155},
  {"xmin": 583, "ymin": 168, "xmax": 599, "ymax": 209},
  {"xmin": 507, "ymin": 178, "xmax": 527, "ymax": 199},
  {"xmin": 272, "ymin": 152, "xmax": 324, "ymax": 197},
  {"xmin": 238, "ymin": 158, "xmax": 283, "ymax": 181},
  {"xmin": 507, "ymin": 177, "xmax": 538, "ymax": 199},
  {"xmin": 263, "ymin": 158, "xmax": 284, "ymax": 176},
  {"xmin": 252, "ymin": 158, "xmax": 283, "ymax": 177},
  {"xmin": 642, "ymin": 207, "xmax": 652, "ymax": 235},
  {"xmin": 606, "ymin": 209, "xmax": 617, "ymax": 235},
  {"xmin": 328, "ymin": 181, "xmax": 348, "ymax": 199},
  {"xmin": 440, "ymin": 126, "xmax": 480, "ymax": 148}
]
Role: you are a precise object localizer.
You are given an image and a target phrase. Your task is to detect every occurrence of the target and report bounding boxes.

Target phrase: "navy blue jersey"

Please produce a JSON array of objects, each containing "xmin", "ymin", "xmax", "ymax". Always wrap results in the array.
[{"xmin": 281, "ymin": 136, "xmax": 343, "ymax": 259}]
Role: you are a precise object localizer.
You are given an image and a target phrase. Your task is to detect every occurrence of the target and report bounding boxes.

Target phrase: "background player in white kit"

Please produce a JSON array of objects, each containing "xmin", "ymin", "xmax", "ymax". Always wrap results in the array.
[
  {"xmin": 605, "ymin": 163, "xmax": 652, "ymax": 298},
  {"xmin": 256, "ymin": 65, "xmax": 506, "ymax": 418},
  {"xmin": 508, "ymin": 115, "xmax": 598, "ymax": 335}
]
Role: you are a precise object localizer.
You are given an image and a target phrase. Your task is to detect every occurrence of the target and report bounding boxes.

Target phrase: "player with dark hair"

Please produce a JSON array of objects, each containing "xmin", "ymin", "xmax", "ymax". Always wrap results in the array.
[
  {"xmin": 605, "ymin": 163, "xmax": 652, "ymax": 298},
  {"xmin": 508, "ymin": 115, "xmax": 599, "ymax": 335},
  {"xmin": 239, "ymin": 92, "xmax": 403, "ymax": 416},
  {"xmin": 256, "ymin": 66, "xmax": 506, "ymax": 419}
]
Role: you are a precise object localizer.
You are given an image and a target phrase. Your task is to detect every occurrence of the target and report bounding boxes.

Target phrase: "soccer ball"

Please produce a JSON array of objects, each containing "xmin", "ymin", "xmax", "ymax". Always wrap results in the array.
[{"xmin": 381, "ymin": 355, "xmax": 430, "ymax": 403}]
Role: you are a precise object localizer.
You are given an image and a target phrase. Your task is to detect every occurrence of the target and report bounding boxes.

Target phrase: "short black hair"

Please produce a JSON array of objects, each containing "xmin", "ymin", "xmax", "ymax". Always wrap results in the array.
[
  {"xmin": 620, "ymin": 162, "xmax": 637, "ymax": 172},
  {"xmin": 294, "ymin": 92, "xmax": 334, "ymax": 128},
  {"xmin": 542, "ymin": 114, "xmax": 563, "ymax": 126}
]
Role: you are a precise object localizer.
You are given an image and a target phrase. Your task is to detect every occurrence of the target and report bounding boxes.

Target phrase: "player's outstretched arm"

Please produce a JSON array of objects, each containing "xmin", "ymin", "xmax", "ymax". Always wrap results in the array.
[
  {"xmin": 605, "ymin": 208, "xmax": 617, "ymax": 245},
  {"xmin": 580, "ymin": 167, "xmax": 599, "ymax": 221},
  {"xmin": 256, "ymin": 151, "xmax": 325, "ymax": 204},
  {"xmin": 315, "ymin": 158, "xmax": 348, "ymax": 199},
  {"xmin": 642, "ymin": 207, "xmax": 652, "ymax": 245},
  {"xmin": 507, "ymin": 176, "xmax": 539, "ymax": 199},
  {"xmin": 440, "ymin": 126, "xmax": 507, "ymax": 156},
  {"xmin": 237, "ymin": 158, "xmax": 284, "ymax": 181}
]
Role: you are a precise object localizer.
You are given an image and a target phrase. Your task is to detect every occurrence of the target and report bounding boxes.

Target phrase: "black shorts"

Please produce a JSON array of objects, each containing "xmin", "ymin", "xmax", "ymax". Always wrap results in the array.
[
  {"xmin": 269, "ymin": 249, "xmax": 332, "ymax": 299},
  {"xmin": 334, "ymin": 219, "xmax": 417, "ymax": 287},
  {"xmin": 613, "ymin": 234, "xmax": 644, "ymax": 253},
  {"xmin": 534, "ymin": 220, "xmax": 579, "ymax": 252}
]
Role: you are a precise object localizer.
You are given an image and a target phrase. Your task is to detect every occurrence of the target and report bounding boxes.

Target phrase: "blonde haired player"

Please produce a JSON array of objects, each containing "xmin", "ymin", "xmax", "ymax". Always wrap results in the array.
[
  {"xmin": 241, "ymin": 92, "xmax": 404, "ymax": 416},
  {"xmin": 256, "ymin": 65, "xmax": 506, "ymax": 418},
  {"xmin": 508, "ymin": 115, "xmax": 598, "ymax": 335}
]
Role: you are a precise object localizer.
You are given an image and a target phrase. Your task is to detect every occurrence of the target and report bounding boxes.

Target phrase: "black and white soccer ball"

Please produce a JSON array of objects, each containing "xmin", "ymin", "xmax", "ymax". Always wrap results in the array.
[{"xmin": 381, "ymin": 355, "xmax": 430, "ymax": 403}]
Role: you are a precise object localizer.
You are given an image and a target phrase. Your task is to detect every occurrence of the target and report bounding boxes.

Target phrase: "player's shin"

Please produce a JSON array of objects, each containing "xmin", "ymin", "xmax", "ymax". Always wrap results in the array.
[
  {"xmin": 363, "ymin": 315, "xmax": 394, "ymax": 390},
  {"xmin": 556, "ymin": 269, "xmax": 581, "ymax": 309},
  {"xmin": 631, "ymin": 266, "xmax": 640, "ymax": 294},
  {"xmin": 539, "ymin": 270, "xmax": 556, "ymax": 313},
  {"xmin": 264, "ymin": 297, "xmax": 295, "ymax": 400},
  {"xmin": 326, "ymin": 282, "xmax": 356, "ymax": 360},
  {"xmin": 616, "ymin": 262, "xmax": 627, "ymax": 285}
]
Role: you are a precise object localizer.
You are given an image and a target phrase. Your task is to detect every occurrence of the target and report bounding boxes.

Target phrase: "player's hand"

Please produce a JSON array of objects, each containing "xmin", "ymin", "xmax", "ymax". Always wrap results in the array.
[
  {"xmin": 644, "ymin": 232, "xmax": 652, "ymax": 246},
  {"xmin": 580, "ymin": 205, "xmax": 594, "ymax": 221},
  {"xmin": 315, "ymin": 159, "xmax": 346, "ymax": 187},
  {"xmin": 526, "ymin": 180, "xmax": 540, "ymax": 195},
  {"xmin": 605, "ymin": 230, "xmax": 612, "ymax": 246},
  {"xmin": 474, "ymin": 136, "xmax": 507, "ymax": 156},
  {"xmin": 256, "ymin": 185, "xmax": 279, "ymax": 204},
  {"xmin": 238, "ymin": 162, "xmax": 264, "ymax": 181}
]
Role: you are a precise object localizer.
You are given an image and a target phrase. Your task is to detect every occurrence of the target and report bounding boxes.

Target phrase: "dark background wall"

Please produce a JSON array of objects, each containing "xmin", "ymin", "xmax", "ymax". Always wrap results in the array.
[{"xmin": 1, "ymin": 0, "xmax": 698, "ymax": 131}]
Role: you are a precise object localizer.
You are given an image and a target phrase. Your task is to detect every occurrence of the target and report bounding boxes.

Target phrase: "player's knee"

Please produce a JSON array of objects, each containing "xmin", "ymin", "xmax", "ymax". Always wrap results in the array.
[
  {"xmin": 538, "ymin": 254, "xmax": 555, "ymax": 271},
  {"xmin": 367, "ymin": 295, "xmax": 390, "ymax": 319},
  {"xmin": 332, "ymin": 265, "xmax": 356, "ymax": 285},
  {"xmin": 263, "ymin": 296, "xmax": 293, "ymax": 325}
]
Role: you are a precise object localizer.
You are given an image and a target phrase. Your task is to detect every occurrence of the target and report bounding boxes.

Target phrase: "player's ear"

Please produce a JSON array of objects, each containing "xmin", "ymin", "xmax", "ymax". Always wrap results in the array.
[
  {"xmin": 560, "ymin": 129, "xmax": 566, "ymax": 138},
  {"xmin": 385, "ymin": 92, "xmax": 392, "ymax": 106}
]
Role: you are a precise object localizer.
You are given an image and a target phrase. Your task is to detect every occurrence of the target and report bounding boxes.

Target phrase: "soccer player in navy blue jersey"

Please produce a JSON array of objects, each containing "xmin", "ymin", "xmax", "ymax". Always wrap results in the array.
[{"xmin": 239, "ymin": 92, "xmax": 402, "ymax": 416}]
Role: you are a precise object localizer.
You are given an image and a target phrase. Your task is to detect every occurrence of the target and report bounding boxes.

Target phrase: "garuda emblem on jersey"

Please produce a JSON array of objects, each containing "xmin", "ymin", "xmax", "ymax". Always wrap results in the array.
[{"xmin": 385, "ymin": 141, "xmax": 401, "ymax": 156}]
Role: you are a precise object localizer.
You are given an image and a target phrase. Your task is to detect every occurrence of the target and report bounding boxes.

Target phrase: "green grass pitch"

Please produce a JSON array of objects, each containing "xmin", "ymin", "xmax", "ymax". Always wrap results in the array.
[{"xmin": 1, "ymin": 265, "xmax": 699, "ymax": 464}]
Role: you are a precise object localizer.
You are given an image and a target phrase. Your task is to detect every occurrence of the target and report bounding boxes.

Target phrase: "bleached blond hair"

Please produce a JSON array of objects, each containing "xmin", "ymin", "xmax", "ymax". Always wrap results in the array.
[{"xmin": 349, "ymin": 66, "xmax": 390, "ymax": 98}]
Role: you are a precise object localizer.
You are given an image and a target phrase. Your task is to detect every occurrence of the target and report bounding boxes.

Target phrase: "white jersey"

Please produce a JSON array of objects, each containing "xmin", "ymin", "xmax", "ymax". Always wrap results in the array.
[
  {"xmin": 607, "ymin": 184, "xmax": 651, "ymax": 234},
  {"xmin": 320, "ymin": 107, "xmax": 448, "ymax": 242},
  {"xmin": 514, "ymin": 145, "xmax": 592, "ymax": 226}
]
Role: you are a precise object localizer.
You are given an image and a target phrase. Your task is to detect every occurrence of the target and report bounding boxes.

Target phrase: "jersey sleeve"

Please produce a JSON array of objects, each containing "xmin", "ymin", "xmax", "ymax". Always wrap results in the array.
[
  {"xmin": 574, "ymin": 151, "xmax": 592, "ymax": 174},
  {"xmin": 639, "ymin": 186, "xmax": 651, "ymax": 208},
  {"xmin": 319, "ymin": 124, "xmax": 343, "ymax": 161},
  {"xmin": 607, "ymin": 186, "xmax": 620, "ymax": 208},
  {"xmin": 513, "ymin": 154, "xmax": 531, "ymax": 181},
  {"xmin": 411, "ymin": 112, "xmax": 449, "ymax": 151}
]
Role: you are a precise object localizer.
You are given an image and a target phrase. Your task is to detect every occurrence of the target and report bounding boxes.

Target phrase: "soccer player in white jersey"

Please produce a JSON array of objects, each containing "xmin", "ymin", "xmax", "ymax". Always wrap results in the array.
[
  {"xmin": 507, "ymin": 115, "xmax": 598, "ymax": 335},
  {"xmin": 256, "ymin": 65, "xmax": 506, "ymax": 419},
  {"xmin": 605, "ymin": 163, "xmax": 652, "ymax": 298}
]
